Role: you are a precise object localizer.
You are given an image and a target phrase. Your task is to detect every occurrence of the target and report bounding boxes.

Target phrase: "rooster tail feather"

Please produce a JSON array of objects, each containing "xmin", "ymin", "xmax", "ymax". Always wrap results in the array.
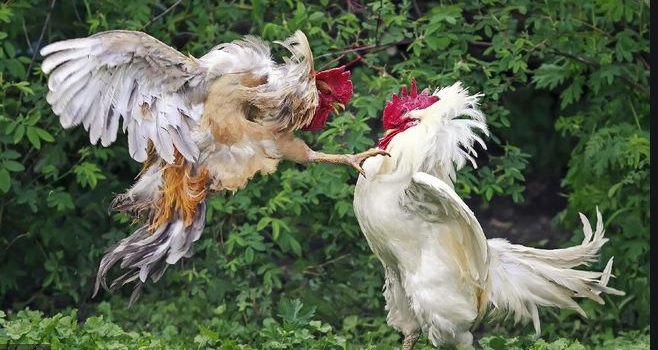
[
  {"xmin": 93, "ymin": 201, "xmax": 206, "ymax": 304},
  {"xmin": 486, "ymin": 208, "xmax": 624, "ymax": 334},
  {"xmin": 274, "ymin": 30, "xmax": 313, "ymax": 71}
]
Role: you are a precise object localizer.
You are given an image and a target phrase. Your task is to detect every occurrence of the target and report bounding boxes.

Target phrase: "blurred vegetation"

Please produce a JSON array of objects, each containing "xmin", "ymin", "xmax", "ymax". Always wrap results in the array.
[{"xmin": 0, "ymin": 0, "xmax": 649, "ymax": 348}]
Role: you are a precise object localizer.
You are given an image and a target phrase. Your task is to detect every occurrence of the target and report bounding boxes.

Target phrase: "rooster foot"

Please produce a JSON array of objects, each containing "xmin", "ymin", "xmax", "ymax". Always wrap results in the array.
[
  {"xmin": 345, "ymin": 148, "xmax": 390, "ymax": 177},
  {"xmin": 402, "ymin": 330, "xmax": 421, "ymax": 350}
]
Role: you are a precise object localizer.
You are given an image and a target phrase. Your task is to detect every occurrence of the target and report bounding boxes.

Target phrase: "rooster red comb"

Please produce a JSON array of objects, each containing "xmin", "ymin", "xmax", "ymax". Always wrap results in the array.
[
  {"xmin": 382, "ymin": 79, "xmax": 439, "ymax": 130},
  {"xmin": 378, "ymin": 79, "xmax": 439, "ymax": 149},
  {"xmin": 302, "ymin": 66, "xmax": 353, "ymax": 131}
]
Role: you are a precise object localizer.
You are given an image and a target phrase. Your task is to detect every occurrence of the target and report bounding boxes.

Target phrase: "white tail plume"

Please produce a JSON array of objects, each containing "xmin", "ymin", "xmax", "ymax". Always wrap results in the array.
[{"xmin": 486, "ymin": 208, "xmax": 624, "ymax": 334}]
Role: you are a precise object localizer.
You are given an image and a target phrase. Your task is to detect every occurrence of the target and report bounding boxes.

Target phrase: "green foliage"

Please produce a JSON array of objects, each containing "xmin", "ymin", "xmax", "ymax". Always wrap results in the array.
[
  {"xmin": 0, "ymin": 307, "xmax": 651, "ymax": 350},
  {"xmin": 0, "ymin": 0, "xmax": 649, "ymax": 348}
]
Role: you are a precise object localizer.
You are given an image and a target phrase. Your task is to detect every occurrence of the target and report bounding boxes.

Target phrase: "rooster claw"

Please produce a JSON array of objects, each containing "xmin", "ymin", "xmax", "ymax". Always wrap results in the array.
[{"xmin": 346, "ymin": 148, "xmax": 390, "ymax": 177}]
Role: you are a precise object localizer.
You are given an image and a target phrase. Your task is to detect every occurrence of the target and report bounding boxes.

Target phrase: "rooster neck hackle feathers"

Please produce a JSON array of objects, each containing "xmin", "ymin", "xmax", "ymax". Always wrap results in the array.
[{"xmin": 377, "ymin": 81, "xmax": 488, "ymax": 183}]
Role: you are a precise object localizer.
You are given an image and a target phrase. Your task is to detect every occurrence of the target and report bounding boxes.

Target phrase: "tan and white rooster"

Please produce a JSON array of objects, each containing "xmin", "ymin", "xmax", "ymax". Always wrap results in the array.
[
  {"xmin": 353, "ymin": 80, "xmax": 624, "ymax": 349},
  {"xmin": 40, "ymin": 30, "xmax": 386, "ymax": 302}
]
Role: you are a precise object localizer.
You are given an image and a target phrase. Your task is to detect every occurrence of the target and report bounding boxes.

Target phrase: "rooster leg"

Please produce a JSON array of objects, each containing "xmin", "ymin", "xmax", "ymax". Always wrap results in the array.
[
  {"xmin": 310, "ymin": 148, "xmax": 390, "ymax": 177},
  {"xmin": 402, "ymin": 330, "xmax": 421, "ymax": 350},
  {"xmin": 276, "ymin": 136, "xmax": 389, "ymax": 176}
]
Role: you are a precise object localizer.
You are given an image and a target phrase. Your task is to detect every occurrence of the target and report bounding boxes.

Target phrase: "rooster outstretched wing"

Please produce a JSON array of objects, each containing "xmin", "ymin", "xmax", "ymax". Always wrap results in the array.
[{"xmin": 41, "ymin": 30, "xmax": 272, "ymax": 163}]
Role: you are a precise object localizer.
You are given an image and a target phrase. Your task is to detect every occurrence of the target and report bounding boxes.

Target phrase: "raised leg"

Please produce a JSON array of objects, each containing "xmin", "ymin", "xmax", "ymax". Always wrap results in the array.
[
  {"xmin": 276, "ymin": 135, "xmax": 390, "ymax": 176},
  {"xmin": 309, "ymin": 148, "xmax": 390, "ymax": 177}
]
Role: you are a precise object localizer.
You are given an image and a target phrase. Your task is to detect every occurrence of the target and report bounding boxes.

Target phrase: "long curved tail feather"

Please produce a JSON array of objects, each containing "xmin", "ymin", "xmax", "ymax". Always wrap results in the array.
[
  {"xmin": 93, "ymin": 202, "xmax": 205, "ymax": 305},
  {"xmin": 486, "ymin": 208, "xmax": 624, "ymax": 334}
]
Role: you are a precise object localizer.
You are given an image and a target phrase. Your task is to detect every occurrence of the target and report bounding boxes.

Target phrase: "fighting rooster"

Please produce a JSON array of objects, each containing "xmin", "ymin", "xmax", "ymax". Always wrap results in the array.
[
  {"xmin": 40, "ymin": 30, "xmax": 386, "ymax": 301},
  {"xmin": 353, "ymin": 80, "xmax": 624, "ymax": 349}
]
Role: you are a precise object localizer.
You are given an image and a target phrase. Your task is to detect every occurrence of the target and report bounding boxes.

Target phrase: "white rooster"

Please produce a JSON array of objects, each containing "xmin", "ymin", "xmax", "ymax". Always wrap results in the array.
[{"xmin": 353, "ymin": 80, "xmax": 624, "ymax": 349}]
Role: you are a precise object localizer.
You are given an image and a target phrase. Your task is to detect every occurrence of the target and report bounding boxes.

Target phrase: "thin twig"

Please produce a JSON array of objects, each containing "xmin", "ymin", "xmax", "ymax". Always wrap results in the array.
[
  {"xmin": 143, "ymin": 0, "xmax": 185, "ymax": 29},
  {"xmin": 470, "ymin": 40, "xmax": 493, "ymax": 47},
  {"xmin": 411, "ymin": 0, "xmax": 422, "ymax": 17},
  {"xmin": 374, "ymin": 0, "xmax": 384, "ymax": 47},
  {"xmin": 637, "ymin": 55, "xmax": 650, "ymax": 71},
  {"xmin": 344, "ymin": 55, "xmax": 364, "ymax": 69},
  {"xmin": 302, "ymin": 254, "xmax": 350, "ymax": 275},
  {"xmin": 317, "ymin": 54, "xmax": 345, "ymax": 71},
  {"xmin": 13, "ymin": 0, "xmax": 57, "ymax": 183},
  {"xmin": 20, "ymin": 0, "xmax": 56, "ymax": 103},
  {"xmin": 552, "ymin": 50, "xmax": 598, "ymax": 66},
  {"xmin": 573, "ymin": 18, "xmax": 615, "ymax": 40},
  {"xmin": 72, "ymin": 0, "xmax": 83, "ymax": 24},
  {"xmin": 0, "ymin": 233, "xmax": 29, "ymax": 263},
  {"xmin": 345, "ymin": 0, "xmax": 365, "ymax": 13},
  {"xmin": 353, "ymin": 53, "xmax": 393, "ymax": 78},
  {"xmin": 21, "ymin": 19, "xmax": 33, "ymax": 53},
  {"xmin": 619, "ymin": 75, "xmax": 650, "ymax": 95},
  {"xmin": 316, "ymin": 39, "xmax": 412, "ymax": 59}
]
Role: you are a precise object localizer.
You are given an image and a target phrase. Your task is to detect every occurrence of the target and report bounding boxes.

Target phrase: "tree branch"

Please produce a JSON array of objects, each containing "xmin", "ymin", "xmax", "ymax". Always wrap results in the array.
[
  {"xmin": 411, "ymin": 0, "xmax": 422, "ymax": 17},
  {"xmin": 21, "ymin": 0, "xmax": 56, "ymax": 101},
  {"xmin": 316, "ymin": 39, "xmax": 413, "ymax": 59},
  {"xmin": 551, "ymin": 50, "xmax": 649, "ymax": 95},
  {"xmin": 143, "ymin": 0, "xmax": 185, "ymax": 29}
]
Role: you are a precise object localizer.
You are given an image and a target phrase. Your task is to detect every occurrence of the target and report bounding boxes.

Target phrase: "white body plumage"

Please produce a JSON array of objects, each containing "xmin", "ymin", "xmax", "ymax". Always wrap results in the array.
[{"xmin": 353, "ymin": 83, "xmax": 623, "ymax": 348}]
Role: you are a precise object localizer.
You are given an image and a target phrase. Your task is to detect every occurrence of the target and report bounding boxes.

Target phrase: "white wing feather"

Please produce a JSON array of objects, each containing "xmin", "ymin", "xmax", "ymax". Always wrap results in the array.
[
  {"xmin": 400, "ymin": 172, "xmax": 490, "ymax": 287},
  {"xmin": 41, "ymin": 30, "xmax": 273, "ymax": 163}
]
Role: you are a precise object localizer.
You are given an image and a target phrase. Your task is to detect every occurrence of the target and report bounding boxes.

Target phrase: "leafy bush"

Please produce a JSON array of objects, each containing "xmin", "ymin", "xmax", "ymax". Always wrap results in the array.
[
  {"xmin": 0, "ymin": 0, "xmax": 649, "ymax": 347},
  {"xmin": 0, "ymin": 307, "xmax": 650, "ymax": 350}
]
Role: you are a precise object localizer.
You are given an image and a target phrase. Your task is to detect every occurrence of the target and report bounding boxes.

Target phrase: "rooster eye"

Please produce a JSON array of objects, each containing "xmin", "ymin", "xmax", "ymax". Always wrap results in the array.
[{"xmin": 316, "ymin": 80, "xmax": 334, "ymax": 93}]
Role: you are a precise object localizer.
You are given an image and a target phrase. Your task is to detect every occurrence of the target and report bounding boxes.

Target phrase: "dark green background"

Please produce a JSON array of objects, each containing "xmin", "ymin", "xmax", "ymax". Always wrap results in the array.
[{"xmin": 0, "ymin": 0, "xmax": 649, "ymax": 348}]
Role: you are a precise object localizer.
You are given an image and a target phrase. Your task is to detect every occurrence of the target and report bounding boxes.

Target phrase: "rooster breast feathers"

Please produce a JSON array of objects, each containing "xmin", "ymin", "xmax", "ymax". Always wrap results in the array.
[{"xmin": 40, "ymin": 30, "xmax": 317, "ymax": 165}]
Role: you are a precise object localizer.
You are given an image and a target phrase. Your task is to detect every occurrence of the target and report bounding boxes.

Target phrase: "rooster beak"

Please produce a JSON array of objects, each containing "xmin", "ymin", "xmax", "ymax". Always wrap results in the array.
[{"xmin": 331, "ymin": 102, "xmax": 345, "ymax": 114}]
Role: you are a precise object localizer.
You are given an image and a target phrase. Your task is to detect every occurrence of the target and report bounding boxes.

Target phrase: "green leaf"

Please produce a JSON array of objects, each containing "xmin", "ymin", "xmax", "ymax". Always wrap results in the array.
[
  {"xmin": 426, "ymin": 36, "xmax": 451, "ymax": 50},
  {"xmin": 560, "ymin": 77, "xmax": 584, "ymax": 109},
  {"xmin": 26, "ymin": 113, "xmax": 40, "ymax": 126},
  {"xmin": 257, "ymin": 217, "xmax": 271, "ymax": 231},
  {"xmin": 532, "ymin": 63, "xmax": 569, "ymax": 89},
  {"xmin": 13, "ymin": 125, "xmax": 25, "ymax": 143},
  {"xmin": 271, "ymin": 219, "xmax": 280, "ymax": 240},
  {"xmin": 47, "ymin": 190, "xmax": 75, "ymax": 211},
  {"xmin": 73, "ymin": 162, "xmax": 106, "ymax": 188},
  {"xmin": 2, "ymin": 160, "xmax": 25, "ymax": 172},
  {"xmin": 5, "ymin": 121, "xmax": 17, "ymax": 134},
  {"xmin": 487, "ymin": 336, "xmax": 508, "ymax": 350},
  {"xmin": 484, "ymin": 187, "xmax": 494, "ymax": 201},
  {"xmin": 5, "ymin": 58, "xmax": 25, "ymax": 77},
  {"xmin": 12, "ymin": 81, "xmax": 33, "ymax": 95},
  {"xmin": 0, "ymin": 5, "xmax": 12, "ymax": 23},
  {"xmin": 35, "ymin": 127, "xmax": 55, "ymax": 142},
  {"xmin": 3, "ymin": 41, "xmax": 15, "ymax": 58},
  {"xmin": 244, "ymin": 247, "xmax": 254, "ymax": 263},
  {"xmin": 1, "ymin": 150, "xmax": 21, "ymax": 159},
  {"xmin": 288, "ymin": 236, "xmax": 302, "ymax": 257},
  {"xmin": 0, "ymin": 169, "xmax": 10, "ymax": 192},
  {"xmin": 26, "ymin": 126, "xmax": 41, "ymax": 149}
]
